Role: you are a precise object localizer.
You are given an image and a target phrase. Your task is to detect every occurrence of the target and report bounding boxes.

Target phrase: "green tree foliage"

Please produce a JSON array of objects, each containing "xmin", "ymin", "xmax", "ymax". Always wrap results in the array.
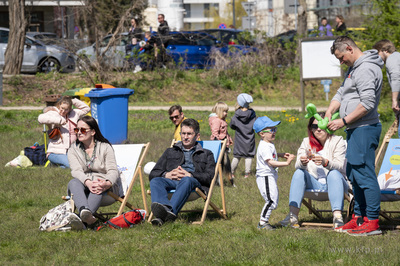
[
  {"xmin": 210, "ymin": 0, "xmax": 248, "ymax": 29},
  {"xmin": 360, "ymin": 0, "xmax": 400, "ymax": 49}
]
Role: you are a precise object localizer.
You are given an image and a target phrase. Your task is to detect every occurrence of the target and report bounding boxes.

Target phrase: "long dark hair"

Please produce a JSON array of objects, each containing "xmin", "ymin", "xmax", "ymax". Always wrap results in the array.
[
  {"xmin": 307, "ymin": 112, "xmax": 326, "ymax": 152},
  {"xmin": 77, "ymin": 116, "xmax": 111, "ymax": 145}
]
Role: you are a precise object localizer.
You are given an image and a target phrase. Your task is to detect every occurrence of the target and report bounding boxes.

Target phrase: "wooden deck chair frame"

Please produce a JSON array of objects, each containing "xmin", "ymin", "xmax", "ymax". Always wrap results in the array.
[
  {"xmin": 95, "ymin": 142, "xmax": 150, "ymax": 219},
  {"xmin": 374, "ymin": 119, "xmax": 400, "ymax": 228},
  {"xmin": 147, "ymin": 139, "xmax": 228, "ymax": 225},
  {"xmin": 301, "ymin": 189, "xmax": 353, "ymax": 228}
]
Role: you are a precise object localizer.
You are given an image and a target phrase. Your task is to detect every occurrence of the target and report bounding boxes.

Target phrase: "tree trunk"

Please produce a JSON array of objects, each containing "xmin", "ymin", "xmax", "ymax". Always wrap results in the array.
[
  {"xmin": 4, "ymin": 0, "xmax": 27, "ymax": 75},
  {"xmin": 297, "ymin": 0, "xmax": 308, "ymax": 36}
]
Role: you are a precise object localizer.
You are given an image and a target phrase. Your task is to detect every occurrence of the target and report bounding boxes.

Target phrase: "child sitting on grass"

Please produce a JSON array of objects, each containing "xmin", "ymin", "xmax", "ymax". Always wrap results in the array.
[{"xmin": 253, "ymin": 116, "xmax": 295, "ymax": 230}]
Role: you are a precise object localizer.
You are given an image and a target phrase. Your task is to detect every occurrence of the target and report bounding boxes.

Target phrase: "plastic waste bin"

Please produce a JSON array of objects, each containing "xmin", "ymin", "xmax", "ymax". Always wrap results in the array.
[
  {"xmin": 62, "ymin": 88, "xmax": 81, "ymax": 99},
  {"xmin": 85, "ymin": 88, "xmax": 134, "ymax": 144}
]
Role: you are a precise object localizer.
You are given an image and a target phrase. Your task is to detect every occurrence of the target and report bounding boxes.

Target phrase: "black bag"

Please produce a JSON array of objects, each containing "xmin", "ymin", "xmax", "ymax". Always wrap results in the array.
[{"xmin": 24, "ymin": 144, "xmax": 46, "ymax": 165}]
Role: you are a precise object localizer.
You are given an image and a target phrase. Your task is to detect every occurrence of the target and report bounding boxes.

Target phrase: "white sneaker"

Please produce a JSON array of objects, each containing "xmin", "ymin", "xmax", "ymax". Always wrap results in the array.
[
  {"xmin": 279, "ymin": 213, "xmax": 300, "ymax": 228},
  {"xmin": 333, "ymin": 214, "xmax": 344, "ymax": 229},
  {"xmin": 80, "ymin": 209, "xmax": 97, "ymax": 225},
  {"xmin": 68, "ymin": 213, "xmax": 85, "ymax": 230},
  {"xmin": 133, "ymin": 65, "xmax": 142, "ymax": 73}
]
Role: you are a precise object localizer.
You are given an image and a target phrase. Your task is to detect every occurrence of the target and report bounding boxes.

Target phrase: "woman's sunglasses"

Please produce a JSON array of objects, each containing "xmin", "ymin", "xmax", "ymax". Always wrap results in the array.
[
  {"xmin": 310, "ymin": 124, "xmax": 320, "ymax": 130},
  {"xmin": 74, "ymin": 127, "xmax": 91, "ymax": 134}
]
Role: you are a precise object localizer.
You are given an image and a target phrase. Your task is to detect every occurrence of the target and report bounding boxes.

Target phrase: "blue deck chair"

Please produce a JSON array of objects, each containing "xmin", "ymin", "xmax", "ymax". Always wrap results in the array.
[
  {"xmin": 148, "ymin": 139, "xmax": 228, "ymax": 225},
  {"xmin": 375, "ymin": 131, "xmax": 400, "ymax": 226}
]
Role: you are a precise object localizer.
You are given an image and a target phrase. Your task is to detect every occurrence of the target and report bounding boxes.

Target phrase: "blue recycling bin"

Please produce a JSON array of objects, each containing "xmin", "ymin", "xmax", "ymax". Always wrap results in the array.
[{"xmin": 85, "ymin": 88, "xmax": 134, "ymax": 144}]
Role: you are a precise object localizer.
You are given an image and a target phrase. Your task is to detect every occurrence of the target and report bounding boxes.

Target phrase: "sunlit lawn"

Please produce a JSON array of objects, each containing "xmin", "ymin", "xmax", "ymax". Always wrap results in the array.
[{"xmin": 0, "ymin": 109, "xmax": 399, "ymax": 265}]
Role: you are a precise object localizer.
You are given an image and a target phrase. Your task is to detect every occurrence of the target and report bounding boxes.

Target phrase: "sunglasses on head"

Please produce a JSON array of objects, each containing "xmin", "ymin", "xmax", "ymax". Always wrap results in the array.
[{"xmin": 74, "ymin": 127, "xmax": 91, "ymax": 134}]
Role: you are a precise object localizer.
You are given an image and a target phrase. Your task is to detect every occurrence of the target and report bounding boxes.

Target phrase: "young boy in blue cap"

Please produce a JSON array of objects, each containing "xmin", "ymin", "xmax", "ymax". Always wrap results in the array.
[{"xmin": 253, "ymin": 116, "xmax": 295, "ymax": 230}]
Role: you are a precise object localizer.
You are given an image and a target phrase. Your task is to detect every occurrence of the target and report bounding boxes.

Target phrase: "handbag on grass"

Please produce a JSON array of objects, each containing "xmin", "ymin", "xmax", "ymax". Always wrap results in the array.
[
  {"xmin": 48, "ymin": 127, "xmax": 61, "ymax": 140},
  {"xmin": 39, "ymin": 197, "xmax": 84, "ymax": 232},
  {"xmin": 96, "ymin": 209, "xmax": 146, "ymax": 231}
]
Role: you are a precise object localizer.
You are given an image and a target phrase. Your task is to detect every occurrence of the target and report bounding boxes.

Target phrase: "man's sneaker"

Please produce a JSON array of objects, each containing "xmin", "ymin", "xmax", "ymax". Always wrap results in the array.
[
  {"xmin": 151, "ymin": 202, "xmax": 168, "ymax": 221},
  {"xmin": 80, "ymin": 209, "xmax": 97, "ymax": 225},
  {"xmin": 279, "ymin": 213, "xmax": 300, "ymax": 228},
  {"xmin": 165, "ymin": 211, "xmax": 177, "ymax": 222},
  {"xmin": 333, "ymin": 213, "xmax": 344, "ymax": 229},
  {"xmin": 334, "ymin": 214, "xmax": 363, "ymax": 232},
  {"xmin": 347, "ymin": 218, "xmax": 382, "ymax": 236},
  {"xmin": 151, "ymin": 218, "xmax": 164, "ymax": 226},
  {"xmin": 258, "ymin": 222, "xmax": 276, "ymax": 230}
]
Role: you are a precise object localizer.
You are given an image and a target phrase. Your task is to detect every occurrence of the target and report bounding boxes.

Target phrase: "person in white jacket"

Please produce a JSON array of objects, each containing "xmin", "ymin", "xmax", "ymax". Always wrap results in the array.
[
  {"xmin": 280, "ymin": 112, "xmax": 348, "ymax": 229},
  {"xmin": 38, "ymin": 96, "xmax": 90, "ymax": 168}
]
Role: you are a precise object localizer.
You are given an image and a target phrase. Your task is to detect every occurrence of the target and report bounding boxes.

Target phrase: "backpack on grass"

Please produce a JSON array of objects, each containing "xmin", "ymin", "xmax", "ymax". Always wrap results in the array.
[
  {"xmin": 39, "ymin": 198, "xmax": 84, "ymax": 232},
  {"xmin": 96, "ymin": 209, "xmax": 146, "ymax": 231}
]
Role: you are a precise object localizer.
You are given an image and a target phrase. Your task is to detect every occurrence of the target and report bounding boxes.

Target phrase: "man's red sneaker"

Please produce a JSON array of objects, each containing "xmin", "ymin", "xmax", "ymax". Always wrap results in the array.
[
  {"xmin": 347, "ymin": 218, "xmax": 382, "ymax": 236},
  {"xmin": 334, "ymin": 214, "xmax": 363, "ymax": 232}
]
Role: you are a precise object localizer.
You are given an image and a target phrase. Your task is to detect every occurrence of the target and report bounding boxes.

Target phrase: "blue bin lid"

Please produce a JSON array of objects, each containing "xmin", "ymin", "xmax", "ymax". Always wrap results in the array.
[{"xmin": 84, "ymin": 88, "xmax": 134, "ymax": 98}]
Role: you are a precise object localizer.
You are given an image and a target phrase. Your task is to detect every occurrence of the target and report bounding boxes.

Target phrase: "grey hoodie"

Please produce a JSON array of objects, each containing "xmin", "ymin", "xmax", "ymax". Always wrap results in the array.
[
  {"xmin": 332, "ymin": 49, "xmax": 384, "ymax": 129},
  {"xmin": 386, "ymin": 51, "xmax": 400, "ymax": 93}
]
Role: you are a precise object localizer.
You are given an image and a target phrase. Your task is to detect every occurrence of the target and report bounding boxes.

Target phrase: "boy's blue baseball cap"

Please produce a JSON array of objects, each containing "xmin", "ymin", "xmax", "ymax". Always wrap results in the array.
[{"xmin": 253, "ymin": 116, "xmax": 281, "ymax": 133}]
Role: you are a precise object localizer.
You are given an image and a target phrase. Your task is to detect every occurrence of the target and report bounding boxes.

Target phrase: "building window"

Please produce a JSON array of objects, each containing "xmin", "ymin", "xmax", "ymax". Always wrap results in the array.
[
  {"xmin": 204, "ymin": 4, "xmax": 210, "ymax": 17},
  {"xmin": 184, "ymin": 4, "xmax": 191, "ymax": 18},
  {"xmin": 316, "ymin": 0, "xmax": 320, "ymax": 8}
]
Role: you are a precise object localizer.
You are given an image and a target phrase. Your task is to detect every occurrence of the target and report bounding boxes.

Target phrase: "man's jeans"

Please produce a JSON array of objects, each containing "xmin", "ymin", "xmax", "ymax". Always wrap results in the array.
[{"xmin": 150, "ymin": 176, "xmax": 202, "ymax": 215}]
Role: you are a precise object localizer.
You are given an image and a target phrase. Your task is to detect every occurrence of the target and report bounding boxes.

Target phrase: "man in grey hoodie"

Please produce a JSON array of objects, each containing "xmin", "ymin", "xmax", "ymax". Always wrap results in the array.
[
  {"xmin": 326, "ymin": 36, "xmax": 384, "ymax": 236},
  {"xmin": 373, "ymin": 39, "xmax": 400, "ymax": 136}
]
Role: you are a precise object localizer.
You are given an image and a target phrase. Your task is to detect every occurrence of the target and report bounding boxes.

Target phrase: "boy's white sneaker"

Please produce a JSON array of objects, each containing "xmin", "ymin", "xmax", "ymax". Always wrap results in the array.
[{"xmin": 279, "ymin": 213, "xmax": 300, "ymax": 228}]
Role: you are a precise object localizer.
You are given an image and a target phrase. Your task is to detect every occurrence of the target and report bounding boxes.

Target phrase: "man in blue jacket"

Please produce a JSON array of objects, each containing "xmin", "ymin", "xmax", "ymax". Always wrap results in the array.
[
  {"xmin": 327, "ymin": 36, "xmax": 384, "ymax": 236},
  {"xmin": 149, "ymin": 118, "xmax": 216, "ymax": 226}
]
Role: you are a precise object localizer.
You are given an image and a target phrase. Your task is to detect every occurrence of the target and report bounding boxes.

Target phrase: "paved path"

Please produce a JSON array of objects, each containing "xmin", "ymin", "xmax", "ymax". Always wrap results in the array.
[{"xmin": 0, "ymin": 105, "xmax": 316, "ymax": 111}]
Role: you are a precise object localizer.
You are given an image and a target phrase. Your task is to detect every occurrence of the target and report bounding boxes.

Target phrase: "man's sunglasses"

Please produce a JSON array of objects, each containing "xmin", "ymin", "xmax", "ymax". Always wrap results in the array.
[
  {"xmin": 169, "ymin": 115, "xmax": 180, "ymax": 120},
  {"xmin": 74, "ymin": 127, "xmax": 91, "ymax": 134}
]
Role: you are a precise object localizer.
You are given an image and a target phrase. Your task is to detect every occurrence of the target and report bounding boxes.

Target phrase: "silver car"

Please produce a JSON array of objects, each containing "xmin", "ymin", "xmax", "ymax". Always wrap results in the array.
[
  {"xmin": 77, "ymin": 33, "xmax": 130, "ymax": 69},
  {"xmin": 0, "ymin": 27, "xmax": 75, "ymax": 73}
]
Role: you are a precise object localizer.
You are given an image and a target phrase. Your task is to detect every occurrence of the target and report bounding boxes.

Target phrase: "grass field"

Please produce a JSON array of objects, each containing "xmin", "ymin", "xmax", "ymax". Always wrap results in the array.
[{"xmin": 1, "ymin": 109, "xmax": 399, "ymax": 265}]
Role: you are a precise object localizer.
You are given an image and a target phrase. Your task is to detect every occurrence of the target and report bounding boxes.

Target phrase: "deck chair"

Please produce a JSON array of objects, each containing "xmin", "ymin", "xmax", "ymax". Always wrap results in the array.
[
  {"xmin": 300, "ymin": 187, "xmax": 353, "ymax": 227},
  {"xmin": 147, "ymin": 139, "xmax": 228, "ymax": 225},
  {"xmin": 106, "ymin": 143, "xmax": 150, "ymax": 217},
  {"xmin": 375, "ymin": 121, "xmax": 400, "ymax": 227},
  {"xmin": 64, "ymin": 143, "xmax": 150, "ymax": 221}
]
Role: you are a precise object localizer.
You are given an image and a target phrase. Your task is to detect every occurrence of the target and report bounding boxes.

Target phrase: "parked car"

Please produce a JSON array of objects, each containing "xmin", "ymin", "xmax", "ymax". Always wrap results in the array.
[
  {"xmin": 77, "ymin": 30, "xmax": 257, "ymax": 70},
  {"xmin": 77, "ymin": 32, "xmax": 131, "ymax": 69},
  {"xmin": 0, "ymin": 27, "xmax": 75, "ymax": 73},
  {"xmin": 200, "ymin": 29, "xmax": 255, "ymax": 46}
]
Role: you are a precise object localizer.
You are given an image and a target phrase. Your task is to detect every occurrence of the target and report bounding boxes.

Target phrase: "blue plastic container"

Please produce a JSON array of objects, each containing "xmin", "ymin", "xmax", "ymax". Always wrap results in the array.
[{"xmin": 85, "ymin": 88, "xmax": 134, "ymax": 144}]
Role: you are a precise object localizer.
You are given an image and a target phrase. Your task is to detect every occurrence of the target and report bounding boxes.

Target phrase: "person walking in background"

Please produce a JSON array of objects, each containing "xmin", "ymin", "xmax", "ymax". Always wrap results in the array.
[
  {"xmin": 230, "ymin": 93, "xmax": 257, "ymax": 179},
  {"xmin": 327, "ymin": 36, "xmax": 384, "ymax": 236},
  {"xmin": 169, "ymin": 105, "xmax": 186, "ymax": 141},
  {"xmin": 156, "ymin": 14, "xmax": 170, "ymax": 68},
  {"xmin": 335, "ymin": 15, "xmax": 347, "ymax": 33},
  {"xmin": 373, "ymin": 39, "xmax": 400, "ymax": 136},
  {"xmin": 253, "ymin": 116, "xmax": 295, "ymax": 230},
  {"xmin": 38, "ymin": 96, "xmax": 90, "ymax": 168},
  {"xmin": 319, "ymin": 17, "xmax": 333, "ymax": 37},
  {"xmin": 209, "ymin": 102, "xmax": 234, "ymax": 186}
]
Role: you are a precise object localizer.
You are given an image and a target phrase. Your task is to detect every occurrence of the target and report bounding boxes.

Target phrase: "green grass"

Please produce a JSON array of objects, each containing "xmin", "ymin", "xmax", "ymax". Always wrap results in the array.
[{"xmin": 0, "ymin": 110, "xmax": 399, "ymax": 265}]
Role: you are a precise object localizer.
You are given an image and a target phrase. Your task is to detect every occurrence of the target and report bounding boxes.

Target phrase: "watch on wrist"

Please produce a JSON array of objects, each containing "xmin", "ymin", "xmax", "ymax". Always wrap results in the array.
[{"xmin": 342, "ymin": 117, "xmax": 348, "ymax": 126}]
